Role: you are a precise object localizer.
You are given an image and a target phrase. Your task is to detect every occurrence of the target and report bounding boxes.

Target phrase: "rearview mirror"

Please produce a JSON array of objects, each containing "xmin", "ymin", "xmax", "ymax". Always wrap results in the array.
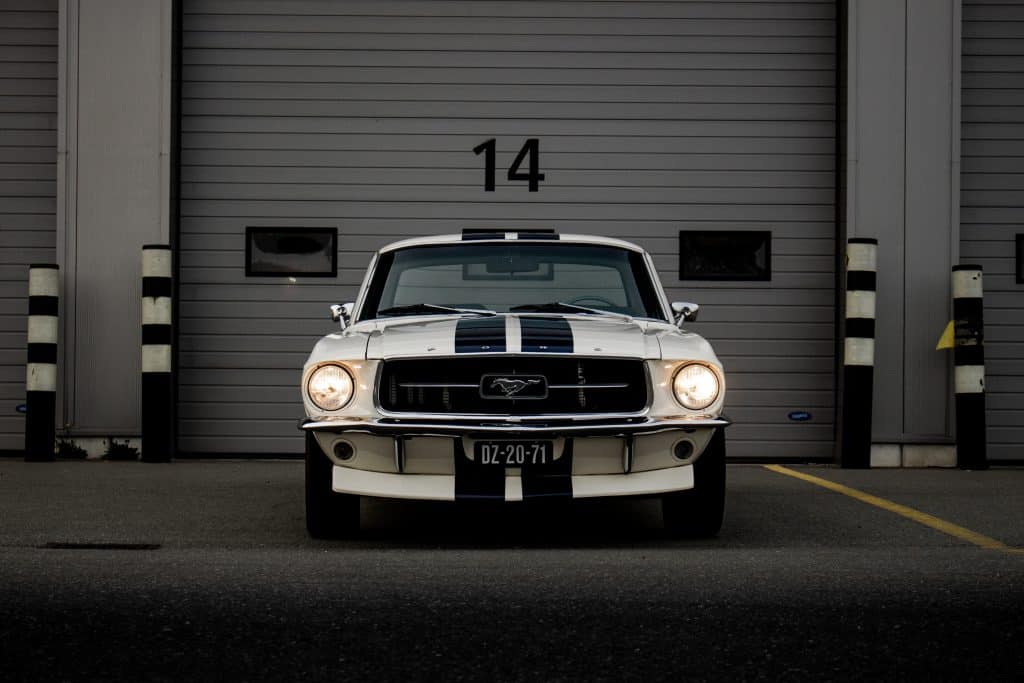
[
  {"xmin": 329, "ymin": 302, "xmax": 354, "ymax": 330},
  {"xmin": 671, "ymin": 301, "xmax": 699, "ymax": 327}
]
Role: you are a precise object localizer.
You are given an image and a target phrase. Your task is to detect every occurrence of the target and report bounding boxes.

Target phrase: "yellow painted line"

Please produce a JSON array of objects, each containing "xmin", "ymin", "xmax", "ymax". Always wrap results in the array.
[{"xmin": 764, "ymin": 465, "xmax": 1024, "ymax": 555}]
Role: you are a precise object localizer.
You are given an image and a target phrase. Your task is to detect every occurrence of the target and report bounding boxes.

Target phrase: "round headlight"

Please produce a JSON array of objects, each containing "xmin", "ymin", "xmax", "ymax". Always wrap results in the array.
[
  {"xmin": 673, "ymin": 363, "xmax": 720, "ymax": 411},
  {"xmin": 307, "ymin": 364, "xmax": 354, "ymax": 411}
]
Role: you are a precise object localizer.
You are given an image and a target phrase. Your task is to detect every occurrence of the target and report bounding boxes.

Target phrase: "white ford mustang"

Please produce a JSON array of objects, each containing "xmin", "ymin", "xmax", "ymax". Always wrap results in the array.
[{"xmin": 300, "ymin": 230, "xmax": 728, "ymax": 538}]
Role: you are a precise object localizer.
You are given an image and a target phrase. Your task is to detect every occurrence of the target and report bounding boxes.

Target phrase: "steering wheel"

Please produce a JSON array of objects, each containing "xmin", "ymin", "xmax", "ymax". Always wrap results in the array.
[{"xmin": 567, "ymin": 295, "xmax": 617, "ymax": 308}]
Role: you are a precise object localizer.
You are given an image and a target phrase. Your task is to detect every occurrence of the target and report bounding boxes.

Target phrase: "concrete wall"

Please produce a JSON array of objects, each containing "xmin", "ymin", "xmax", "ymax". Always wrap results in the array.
[
  {"xmin": 846, "ymin": 0, "xmax": 960, "ymax": 458},
  {"xmin": 57, "ymin": 0, "xmax": 172, "ymax": 436}
]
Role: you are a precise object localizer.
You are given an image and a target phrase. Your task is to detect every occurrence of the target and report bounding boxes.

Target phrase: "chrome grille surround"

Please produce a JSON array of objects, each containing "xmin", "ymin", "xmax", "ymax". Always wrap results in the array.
[{"xmin": 377, "ymin": 356, "xmax": 650, "ymax": 417}]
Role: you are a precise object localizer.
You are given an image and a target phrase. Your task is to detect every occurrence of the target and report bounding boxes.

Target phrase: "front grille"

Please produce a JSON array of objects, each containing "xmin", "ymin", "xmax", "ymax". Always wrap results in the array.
[{"xmin": 379, "ymin": 357, "xmax": 648, "ymax": 415}]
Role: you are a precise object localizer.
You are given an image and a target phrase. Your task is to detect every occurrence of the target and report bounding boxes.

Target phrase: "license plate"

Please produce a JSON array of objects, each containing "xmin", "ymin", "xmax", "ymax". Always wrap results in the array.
[{"xmin": 473, "ymin": 440, "xmax": 553, "ymax": 466}]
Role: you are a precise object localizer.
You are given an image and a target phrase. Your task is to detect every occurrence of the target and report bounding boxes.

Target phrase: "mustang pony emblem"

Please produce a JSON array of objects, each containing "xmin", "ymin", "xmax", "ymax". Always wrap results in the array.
[{"xmin": 489, "ymin": 377, "xmax": 542, "ymax": 397}]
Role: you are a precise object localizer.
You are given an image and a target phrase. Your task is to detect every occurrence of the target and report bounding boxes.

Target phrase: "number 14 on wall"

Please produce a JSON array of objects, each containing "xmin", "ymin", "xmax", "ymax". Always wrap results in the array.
[{"xmin": 472, "ymin": 138, "xmax": 545, "ymax": 192}]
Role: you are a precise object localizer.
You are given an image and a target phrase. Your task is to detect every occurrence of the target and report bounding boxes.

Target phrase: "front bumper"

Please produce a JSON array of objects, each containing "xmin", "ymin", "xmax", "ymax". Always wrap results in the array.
[
  {"xmin": 302, "ymin": 415, "xmax": 727, "ymax": 502},
  {"xmin": 330, "ymin": 464, "xmax": 694, "ymax": 502}
]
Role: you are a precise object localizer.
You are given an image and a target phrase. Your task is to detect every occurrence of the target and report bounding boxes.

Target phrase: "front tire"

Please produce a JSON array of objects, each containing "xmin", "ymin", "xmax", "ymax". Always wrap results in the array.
[
  {"xmin": 305, "ymin": 432, "xmax": 360, "ymax": 539},
  {"xmin": 662, "ymin": 427, "xmax": 726, "ymax": 538}
]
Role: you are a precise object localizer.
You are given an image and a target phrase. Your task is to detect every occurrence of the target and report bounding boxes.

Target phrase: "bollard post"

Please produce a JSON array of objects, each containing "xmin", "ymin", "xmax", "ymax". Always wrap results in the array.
[
  {"xmin": 952, "ymin": 265, "xmax": 987, "ymax": 470},
  {"xmin": 840, "ymin": 238, "xmax": 877, "ymax": 469},
  {"xmin": 141, "ymin": 245, "xmax": 173, "ymax": 463},
  {"xmin": 25, "ymin": 264, "xmax": 59, "ymax": 461}
]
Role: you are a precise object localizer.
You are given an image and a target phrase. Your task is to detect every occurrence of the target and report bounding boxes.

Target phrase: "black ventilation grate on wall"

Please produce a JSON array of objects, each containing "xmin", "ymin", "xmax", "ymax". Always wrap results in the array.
[
  {"xmin": 245, "ymin": 227, "xmax": 337, "ymax": 277},
  {"xmin": 679, "ymin": 230, "xmax": 771, "ymax": 281}
]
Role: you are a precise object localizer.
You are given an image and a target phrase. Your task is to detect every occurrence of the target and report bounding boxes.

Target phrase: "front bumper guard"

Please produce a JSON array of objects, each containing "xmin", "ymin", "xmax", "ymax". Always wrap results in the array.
[{"xmin": 300, "ymin": 415, "xmax": 730, "ymax": 438}]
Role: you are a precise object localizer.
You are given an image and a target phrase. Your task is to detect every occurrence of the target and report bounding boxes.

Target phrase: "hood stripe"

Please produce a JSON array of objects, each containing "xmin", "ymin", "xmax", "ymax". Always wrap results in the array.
[
  {"xmin": 522, "ymin": 440, "xmax": 574, "ymax": 499},
  {"xmin": 520, "ymin": 316, "xmax": 574, "ymax": 353},
  {"xmin": 454, "ymin": 439, "xmax": 505, "ymax": 501},
  {"xmin": 455, "ymin": 316, "xmax": 507, "ymax": 353}
]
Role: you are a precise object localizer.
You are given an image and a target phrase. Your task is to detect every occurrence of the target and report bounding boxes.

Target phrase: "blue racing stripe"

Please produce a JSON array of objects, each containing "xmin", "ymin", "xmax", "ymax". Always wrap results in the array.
[
  {"xmin": 455, "ymin": 316, "xmax": 507, "ymax": 353},
  {"xmin": 454, "ymin": 439, "xmax": 506, "ymax": 501},
  {"xmin": 517, "ymin": 230, "xmax": 559, "ymax": 240},
  {"xmin": 521, "ymin": 439, "xmax": 574, "ymax": 499},
  {"xmin": 461, "ymin": 231, "xmax": 506, "ymax": 241},
  {"xmin": 520, "ymin": 316, "xmax": 574, "ymax": 353}
]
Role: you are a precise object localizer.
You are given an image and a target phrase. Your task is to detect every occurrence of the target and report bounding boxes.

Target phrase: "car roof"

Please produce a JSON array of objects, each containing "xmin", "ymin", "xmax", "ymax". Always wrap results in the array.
[{"xmin": 378, "ymin": 232, "xmax": 646, "ymax": 253}]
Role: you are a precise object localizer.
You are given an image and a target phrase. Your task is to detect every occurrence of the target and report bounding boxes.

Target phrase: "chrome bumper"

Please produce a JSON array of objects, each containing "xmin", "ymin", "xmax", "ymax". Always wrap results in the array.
[{"xmin": 301, "ymin": 415, "xmax": 729, "ymax": 438}]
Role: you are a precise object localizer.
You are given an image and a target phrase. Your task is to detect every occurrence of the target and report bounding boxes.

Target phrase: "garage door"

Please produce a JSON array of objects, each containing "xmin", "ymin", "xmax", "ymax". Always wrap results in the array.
[
  {"xmin": 179, "ymin": 0, "xmax": 838, "ymax": 457},
  {"xmin": 961, "ymin": 0, "xmax": 1024, "ymax": 462},
  {"xmin": 0, "ymin": 1, "xmax": 57, "ymax": 453}
]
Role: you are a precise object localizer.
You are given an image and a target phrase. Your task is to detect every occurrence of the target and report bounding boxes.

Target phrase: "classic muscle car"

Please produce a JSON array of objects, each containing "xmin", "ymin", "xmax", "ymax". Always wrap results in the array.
[{"xmin": 300, "ymin": 230, "xmax": 728, "ymax": 538}]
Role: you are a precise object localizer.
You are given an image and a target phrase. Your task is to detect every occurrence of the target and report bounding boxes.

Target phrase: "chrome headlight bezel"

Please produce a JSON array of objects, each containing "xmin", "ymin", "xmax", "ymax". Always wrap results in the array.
[
  {"xmin": 672, "ymin": 362, "xmax": 721, "ymax": 411},
  {"xmin": 306, "ymin": 363, "xmax": 355, "ymax": 412}
]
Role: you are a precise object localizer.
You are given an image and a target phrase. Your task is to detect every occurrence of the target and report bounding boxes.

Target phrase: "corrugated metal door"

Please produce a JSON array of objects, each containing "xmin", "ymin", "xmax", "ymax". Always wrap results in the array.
[
  {"xmin": 0, "ymin": 2, "xmax": 57, "ymax": 452},
  {"xmin": 961, "ymin": 0, "xmax": 1024, "ymax": 462},
  {"xmin": 180, "ymin": 0, "xmax": 837, "ymax": 457}
]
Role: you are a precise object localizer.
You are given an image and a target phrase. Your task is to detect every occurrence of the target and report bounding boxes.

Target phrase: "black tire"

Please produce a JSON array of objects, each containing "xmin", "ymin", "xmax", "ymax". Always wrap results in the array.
[
  {"xmin": 662, "ymin": 427, "xmax": 726, "ymax": 538},
  {"xmin": 305, "ymin": 432, "xmax": 360, "ymax": 539}
]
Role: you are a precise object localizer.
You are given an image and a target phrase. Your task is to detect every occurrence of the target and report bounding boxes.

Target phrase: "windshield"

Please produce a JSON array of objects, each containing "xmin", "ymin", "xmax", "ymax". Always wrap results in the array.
[{"xmin": 360, "ymin": 243, "xmax": 666, "ymax": 321}]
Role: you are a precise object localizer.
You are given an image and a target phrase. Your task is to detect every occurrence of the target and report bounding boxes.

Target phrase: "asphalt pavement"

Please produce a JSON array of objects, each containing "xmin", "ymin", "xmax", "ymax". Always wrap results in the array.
[{"xmin": 1, "ymin": 460, "xmax": 1022, "ymax": 681}]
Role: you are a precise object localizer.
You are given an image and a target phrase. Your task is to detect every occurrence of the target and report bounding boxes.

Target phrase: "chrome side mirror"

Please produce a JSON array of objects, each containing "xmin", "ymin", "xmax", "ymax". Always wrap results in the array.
[
  {"xmin": 671, "ymin": 301, "xmax": 699, "ymax": 327},
  {"xmin": 329, "ymin": 303, "xmax": 354, "ymax": 330}
]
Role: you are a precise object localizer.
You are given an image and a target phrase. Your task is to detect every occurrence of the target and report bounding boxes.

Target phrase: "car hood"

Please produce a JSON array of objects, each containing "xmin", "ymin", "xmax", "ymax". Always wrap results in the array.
[
  {"xmin": 306, "ymin": 314, "xmax": 720, "ymax": 366},
  {"xmin": 357, "ymin": 313, "xmax": 660, "ymax": 359}
]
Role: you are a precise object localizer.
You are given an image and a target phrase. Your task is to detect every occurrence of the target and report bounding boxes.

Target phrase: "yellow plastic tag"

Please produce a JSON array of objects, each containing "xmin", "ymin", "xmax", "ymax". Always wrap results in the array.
[{"xmin": 935, "ymin": 320, "xmax": 955, "ymax": 350}]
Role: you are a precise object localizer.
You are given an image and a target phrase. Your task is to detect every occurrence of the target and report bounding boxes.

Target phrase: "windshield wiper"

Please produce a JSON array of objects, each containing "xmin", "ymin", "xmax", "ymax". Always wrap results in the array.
[
  {"xmin": 509, "ymin": 302, "xmax": 632, "ymax": 321},
  {"xmin": 377, "ymin": 303, "xmax": 497, "ymax": 318}
]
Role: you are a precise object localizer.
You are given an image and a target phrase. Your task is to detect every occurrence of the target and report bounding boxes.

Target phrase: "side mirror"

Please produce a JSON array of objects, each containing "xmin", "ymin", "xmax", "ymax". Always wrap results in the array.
[
  {"xmin": 671, "ymin": 301, "xmax": 699, "ymax": 327},
  {"xmin": 329, "ymin": 303, "xmax": 354, "ymax": 330}
]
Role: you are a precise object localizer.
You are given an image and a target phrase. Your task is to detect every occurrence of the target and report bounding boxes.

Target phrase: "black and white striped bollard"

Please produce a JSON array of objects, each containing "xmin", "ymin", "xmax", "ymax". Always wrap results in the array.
[
  {"xmin": 952, "ymin": 265, "xmax": 987, "ymax": 470},
  {"xmin": 25, "ymin": 264, "xmax": 59, "ymax": 462},
  {"xmin": 141, "ymin": 245, "xmax": 173, "ymax": 463},
  {"xmin": 840, "ymin": 238, "xmax": 877, "ymax": 469}
]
